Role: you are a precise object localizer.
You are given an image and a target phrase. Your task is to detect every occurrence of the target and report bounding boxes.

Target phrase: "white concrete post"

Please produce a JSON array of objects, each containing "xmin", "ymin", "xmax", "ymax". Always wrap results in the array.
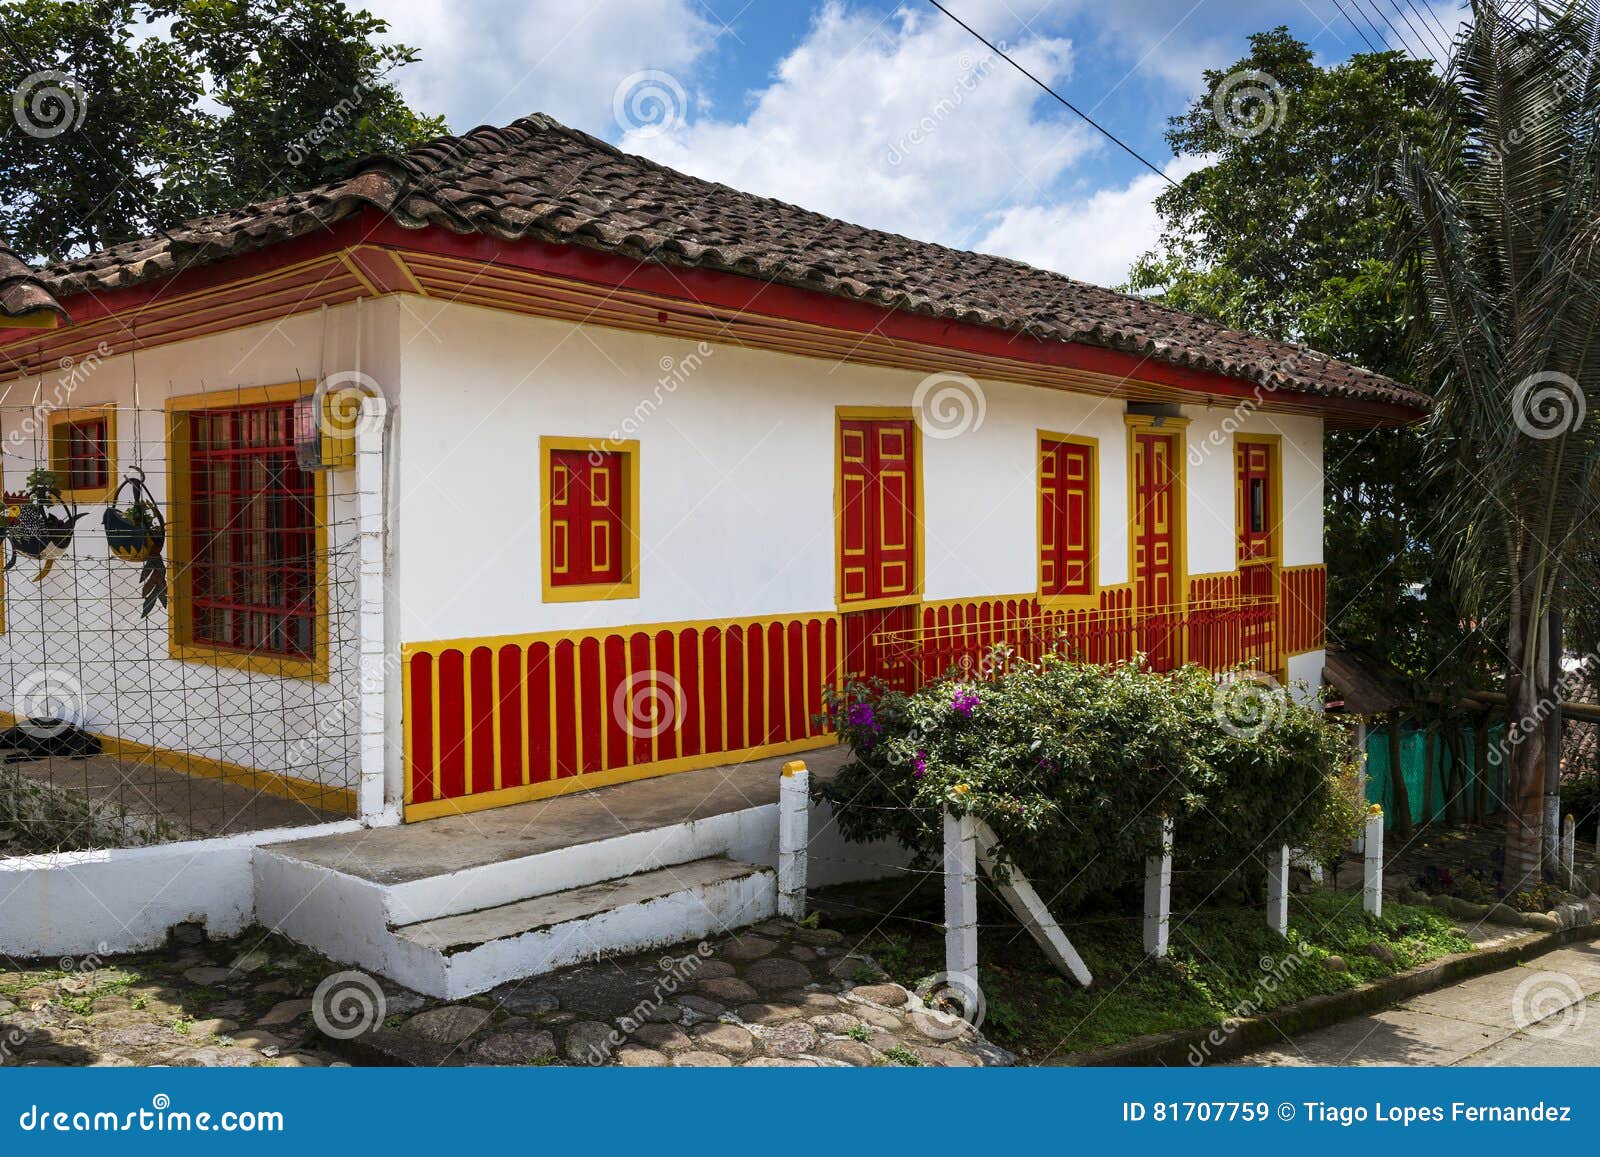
[
  {"xmin": 944, "ymin": 810, "xmax": 979, "ymax": 986},
  {"xmin": 1562, "ymin": 813, "xmax": 1577, "ymax": 891},
  {"xmin": 1266, "ymin": 844, "xmax": 1290, "ymax": 936},
  {"xmin": 1363, "ymin": 806, "xmax": 1385, "ymax": 918},
  {"xmin": 776, "ymin": 760, "xmax": 810, "ymax": 920},
  {"xmin": 355, "ymin": 395, "xmax": 390, "ymax": 823},
  {"xmin": 1143, "ymin": 815, "xmax": 1173, "ymax": 958},
  {"xmin": 972, "ymin": 821, "xmax": 1092, "ymax": 986}
]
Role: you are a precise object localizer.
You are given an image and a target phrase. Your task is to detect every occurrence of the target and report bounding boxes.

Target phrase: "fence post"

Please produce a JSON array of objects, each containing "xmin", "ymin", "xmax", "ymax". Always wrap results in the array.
[
  {"xmin": 944, "ymin": 810, "xmax": 979, "ymax": 986},
  {"xmin": 1143, "ymin": 815, "xmax": 1173, "ymax": 958},
  {"xmin": 1364, "ymin": 805, "xmax": 1385, "ymax": 918},
  {"xmin": 1562, "ymin": 813, "xmax": 1577, "ymax": 892},
  {"xmin": 355, "ymin": 394, "xmax": 389, "ymax": 823},
  {"xmin": 776, "ymin": 760, "xmax": 810, "ymax": 920},
  {"xmin": 1266, "ymin": 844, "xmax": 1290, "ymax": 936}
]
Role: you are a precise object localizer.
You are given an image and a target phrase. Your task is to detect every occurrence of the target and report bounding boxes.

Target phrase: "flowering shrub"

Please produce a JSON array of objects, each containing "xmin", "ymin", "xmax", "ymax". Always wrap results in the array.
[{"xmin": 816, "ymin": 656, "xmax": 1361, "ymax": 909}]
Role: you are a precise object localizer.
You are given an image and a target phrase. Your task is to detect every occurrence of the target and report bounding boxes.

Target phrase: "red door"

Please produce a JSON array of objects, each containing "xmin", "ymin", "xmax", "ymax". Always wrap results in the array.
[
  {"xmin": 839, "ymin": 416, "xmax": 918, "ymax": 689},
  {"xmin": 1132, "ymin": 429, "xmax": 1181, "ymax": 671},
  {"xmin": 1235, "ymin": 439, "xmax": 1278, "ymax": 669}
]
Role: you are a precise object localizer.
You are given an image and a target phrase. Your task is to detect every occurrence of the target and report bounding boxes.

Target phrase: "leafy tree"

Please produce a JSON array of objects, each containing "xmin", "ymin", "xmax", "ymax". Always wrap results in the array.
[
  {"xmin": 1128, "ymin": 29, "xmax": 1498, "ymax": 838},
  {"xmin": 1394, "ymin": 0, "xmax": 1600, "ymax": 884},
  {"xmin": 0, "ymin": 0, "xmax": 444, "ymax": 264}
]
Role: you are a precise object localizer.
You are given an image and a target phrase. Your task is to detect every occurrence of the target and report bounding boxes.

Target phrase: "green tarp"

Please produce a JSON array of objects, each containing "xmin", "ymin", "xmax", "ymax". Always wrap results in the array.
[{"xmin": 1364, "ymin": 722, "xmax": 1508, "ymax": 829}]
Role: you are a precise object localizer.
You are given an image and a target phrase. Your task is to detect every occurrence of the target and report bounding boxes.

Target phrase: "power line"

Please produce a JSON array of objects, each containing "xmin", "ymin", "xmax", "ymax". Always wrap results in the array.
[
  {"xmin": 1331, "ymin": 0, "xmax": 1383, "ymax": 52},
  {"xmin": 925, "ymin": 0, "xmax": 1179, "ymax": 189},
  {"xmin": 1355, "ymin": 0, "xmax": 1416, "ymax": 49},
  {"xmin": 1395, "ymin": 0, "xmax": 1457, "ymax": 55},
  {"xmin": 1383, "ymin": 0, "xmax": 1450, "ymax": 57}
]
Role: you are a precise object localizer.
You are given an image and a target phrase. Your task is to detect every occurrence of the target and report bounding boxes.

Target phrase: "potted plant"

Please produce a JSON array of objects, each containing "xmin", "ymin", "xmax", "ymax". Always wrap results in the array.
[
  {"xmin": 102, "ymin": 467, "xmax": 167, "ymax": 618},
  {"xmin": 4, "ymin": 468, "xmax": 84, "ymax": 582}
]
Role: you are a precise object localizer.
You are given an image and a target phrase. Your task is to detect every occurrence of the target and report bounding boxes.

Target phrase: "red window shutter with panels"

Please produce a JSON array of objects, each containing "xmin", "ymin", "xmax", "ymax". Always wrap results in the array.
[
  {"xmin": 838, "ymin": 418, "xmax": 916, "ymax": 603},
  {"xmin": 549, "ymin": 449, "xmax": 625, "ymax": 587},
  {"xmin": 1040, "ymin": 439, "xmax": 1093, "ymax": 596}
]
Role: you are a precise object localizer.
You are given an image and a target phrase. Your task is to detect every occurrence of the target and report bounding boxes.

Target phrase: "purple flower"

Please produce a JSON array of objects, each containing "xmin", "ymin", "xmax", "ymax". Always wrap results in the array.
[
  {"xmin": 912, "ymin": 750, "xmax": 928, "ymax": 779},
  {"xmin": 846, "ymin": 702, "xmax": 880, "ymax": 732},
  {"xmin": 951, "ymin": 687, "xmax": 980, "ymax": 719}
]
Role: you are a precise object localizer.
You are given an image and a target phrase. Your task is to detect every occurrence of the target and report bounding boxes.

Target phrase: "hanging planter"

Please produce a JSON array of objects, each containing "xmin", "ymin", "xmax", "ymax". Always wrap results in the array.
[
  {"xmin": 102, "ymin": 468, "xmax": 167, "ymax": 619},
  {"xmin": 3, "ymin": 469, "xmax": 84, "ymax": 582}
]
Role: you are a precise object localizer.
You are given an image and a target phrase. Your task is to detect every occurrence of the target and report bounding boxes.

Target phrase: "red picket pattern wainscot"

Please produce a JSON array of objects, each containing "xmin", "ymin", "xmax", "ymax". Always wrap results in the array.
[
  {"xmin": 1280, "ymin": 564, "xmax": 1327, "ymax": 656},
  {"xmin": 403, "ymin": 614, "xmax": 840, "ymax": 820}
]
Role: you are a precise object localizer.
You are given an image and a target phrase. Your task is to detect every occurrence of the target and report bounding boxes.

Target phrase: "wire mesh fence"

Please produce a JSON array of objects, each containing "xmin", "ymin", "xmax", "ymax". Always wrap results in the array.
[{"xmin": 0, "ymin": 401, "xmax": 365, "ymax": 855}]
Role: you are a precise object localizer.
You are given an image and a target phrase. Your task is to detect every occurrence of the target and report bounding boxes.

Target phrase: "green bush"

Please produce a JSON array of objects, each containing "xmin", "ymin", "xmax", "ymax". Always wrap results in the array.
[{"xmin": 815, "ymin": 655, "xmax": 1361, "ymax": 910}]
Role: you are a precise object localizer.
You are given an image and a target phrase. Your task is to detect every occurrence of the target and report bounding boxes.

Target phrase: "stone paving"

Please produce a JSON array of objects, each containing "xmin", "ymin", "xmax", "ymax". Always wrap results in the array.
[{"xmin": 0, "ymin": 918, "xmax": 1012, "ymax": 1068}]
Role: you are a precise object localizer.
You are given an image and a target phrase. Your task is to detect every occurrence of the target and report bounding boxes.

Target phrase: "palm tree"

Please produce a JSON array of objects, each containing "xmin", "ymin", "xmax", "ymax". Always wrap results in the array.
[{"xmin": 1395, "ymin": 0, "xmax": 1600, "ymax": 888}]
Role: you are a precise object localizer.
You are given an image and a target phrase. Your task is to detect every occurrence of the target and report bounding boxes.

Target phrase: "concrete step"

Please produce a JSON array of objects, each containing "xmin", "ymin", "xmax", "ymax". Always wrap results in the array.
[{"xmin": 389, "ymin": 858, "xmax": 775, "ymax": 997}]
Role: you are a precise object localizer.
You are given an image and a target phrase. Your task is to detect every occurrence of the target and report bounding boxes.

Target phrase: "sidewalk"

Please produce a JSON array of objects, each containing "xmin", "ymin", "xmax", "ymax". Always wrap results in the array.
[{"xmin": 1237, "ymin": 936, "xmax": 1600, "ymax": 1066}]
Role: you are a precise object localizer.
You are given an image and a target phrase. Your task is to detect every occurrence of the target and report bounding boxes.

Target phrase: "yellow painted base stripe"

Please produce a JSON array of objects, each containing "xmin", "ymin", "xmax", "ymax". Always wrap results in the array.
[
  {"xmin": 0, "ymin": 710, "xmax": 356, "ymax": 815},
  {"xmin": 403, "ymin": 734, "xmax": 836, "ymax": 823}
]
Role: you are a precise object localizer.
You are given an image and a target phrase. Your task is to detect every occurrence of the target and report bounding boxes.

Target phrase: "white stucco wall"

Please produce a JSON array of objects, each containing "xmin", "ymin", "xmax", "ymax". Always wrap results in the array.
[
  {"xmin": 0, "ymin": 299, "xmax": 399, "ymax": 797},
  {"xmin": 392, "ymin": 301, "xmax": 1323, "ymax": 645}
]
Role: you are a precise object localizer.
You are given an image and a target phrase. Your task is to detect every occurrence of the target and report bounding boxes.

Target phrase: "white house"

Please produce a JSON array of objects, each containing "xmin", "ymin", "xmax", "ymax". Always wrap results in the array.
[{"xmin": 0, "ymin": 115, "xmax": 1428, "ymax": 987}]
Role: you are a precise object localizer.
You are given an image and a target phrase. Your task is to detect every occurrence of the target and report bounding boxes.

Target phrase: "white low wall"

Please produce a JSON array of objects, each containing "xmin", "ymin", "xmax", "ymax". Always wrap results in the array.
[{"xmin": 0, "ymin": 819, "xmax": 363, "ymax": 956}]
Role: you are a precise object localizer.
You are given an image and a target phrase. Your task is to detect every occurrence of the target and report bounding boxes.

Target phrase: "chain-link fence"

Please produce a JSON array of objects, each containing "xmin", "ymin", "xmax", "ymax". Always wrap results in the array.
[{"xmin": 0, "ymin": 401, "xmax": 364, "ymax": 854}]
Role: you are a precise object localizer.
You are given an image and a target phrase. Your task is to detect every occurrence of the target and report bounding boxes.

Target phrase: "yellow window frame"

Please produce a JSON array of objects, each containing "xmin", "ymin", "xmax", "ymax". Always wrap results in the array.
[
  {"xmin": 540, "ymin": 436, "xmax": 641, "ymax": 603},
  {"xmin": 48, "ymin": 404, "xmax": 118, "ymax": 504},
  {"xmin": 166, "ymin": 383, "xmax": 329, "ymax": 681}
]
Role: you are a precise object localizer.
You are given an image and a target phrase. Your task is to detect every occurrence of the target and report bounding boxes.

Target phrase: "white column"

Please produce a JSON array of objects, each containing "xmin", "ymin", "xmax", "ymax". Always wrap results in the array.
[
  {"xmin": 944, "ymin": 811, "xmax": 979, "ymax": 986},
  {"xmin": 1143, "ymin": 816, "xmax": 1173, "ymax": 958},
  {"xmin": 355, "ymin": 395, "xmax": 390, "ymax": 823},
  {"xmin": 1364, "ymin": 807, "xmax": 1385, "ymax": 917},
  {"xmin": 1266, "ymin": 844, "xmax": 1290, "ymax": 936},
  {"xmin": 776, "ymin": 760, "xmax": 810, "ymax": 920}
]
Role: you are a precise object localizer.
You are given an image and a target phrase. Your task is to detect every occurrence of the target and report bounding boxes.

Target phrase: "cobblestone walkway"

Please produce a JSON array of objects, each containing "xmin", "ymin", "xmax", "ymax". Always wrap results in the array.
[{"xmin": 0, "ymin": 918, "xmax": 1013, "ymax": 1068}]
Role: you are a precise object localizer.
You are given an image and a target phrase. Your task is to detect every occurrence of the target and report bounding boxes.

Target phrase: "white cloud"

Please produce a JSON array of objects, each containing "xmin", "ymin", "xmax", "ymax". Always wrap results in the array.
[
  {"xmin": 619, "ymin": 2, "xmax": 1094, "ymax": 247},
  {"xmin": 363, "ymin": 0, "xmax": 718, "ymax": 133},
  {"xmin": 976, "ymin": 153, "xmax": 1209, "ymax": 287}
]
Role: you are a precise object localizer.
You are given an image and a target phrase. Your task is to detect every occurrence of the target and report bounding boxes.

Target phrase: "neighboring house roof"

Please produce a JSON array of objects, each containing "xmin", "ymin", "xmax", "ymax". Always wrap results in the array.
[
  {"xmin": 1324, "ymin": 647, "xmax": 1410, "ymax": 715},
  {"xmin": 36, "ymin": 114, "xmax": 1430, "ymax": 415},
  {"xmin": 0, "ymin": 242, "xmax": 68, "ymax": 325}
]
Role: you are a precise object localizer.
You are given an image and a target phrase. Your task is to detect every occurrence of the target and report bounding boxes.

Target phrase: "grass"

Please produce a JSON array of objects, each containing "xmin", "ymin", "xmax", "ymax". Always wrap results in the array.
[{"xmin": 819, "ymin": 880, "xmax": 1473, "ymax": 1060}]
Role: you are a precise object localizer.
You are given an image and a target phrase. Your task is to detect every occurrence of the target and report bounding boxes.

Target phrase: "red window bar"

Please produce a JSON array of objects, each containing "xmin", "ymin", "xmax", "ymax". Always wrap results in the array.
[
  {"xmin": 60, "ymin": 416, "xmax": 110, "ymax": 492},
  {"xmin": 186, "ymin": 400, "xmax": 316, "ymax": 659}
]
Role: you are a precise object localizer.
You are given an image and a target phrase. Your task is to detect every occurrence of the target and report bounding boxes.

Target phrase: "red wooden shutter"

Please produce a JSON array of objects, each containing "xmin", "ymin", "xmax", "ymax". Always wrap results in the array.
[
  {"xmin": 838, "ymin": 418, "xmax": 917, "ymax": 603},
  {"xmin": 1040, "ymin": 438, "xmax": 1093, "ymax": 596},
  {"xmin": 549, "ymin": 449, "xmax": 625, "ymax": 587}
]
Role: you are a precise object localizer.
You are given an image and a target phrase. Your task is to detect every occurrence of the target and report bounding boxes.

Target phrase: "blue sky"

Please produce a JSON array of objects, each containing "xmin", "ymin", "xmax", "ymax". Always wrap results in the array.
[{"xmin": 363, "ymin": 0, "xmax": 1461, "ymax": 285}]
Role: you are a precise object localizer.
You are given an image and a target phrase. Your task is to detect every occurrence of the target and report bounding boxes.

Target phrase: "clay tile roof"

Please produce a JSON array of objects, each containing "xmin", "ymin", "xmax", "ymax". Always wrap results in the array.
[
  {"xmin": 0, "ymin": 242, "xmax": 68, "ymax": 324},
  {"xmin": 37, "ymin": 114, "xmax": 1430, "ymax": 415}
]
